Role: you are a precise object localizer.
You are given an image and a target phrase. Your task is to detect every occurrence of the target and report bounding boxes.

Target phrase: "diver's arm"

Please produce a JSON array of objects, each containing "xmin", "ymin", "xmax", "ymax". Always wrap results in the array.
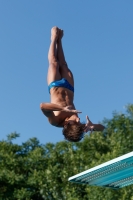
[
  {"xmin": 84, "ymin": 115, "xmax": 105, "ymax": 133},
  {"xmin": 40, "ymin": 103, "xmax": 81, "ymax": 117},
  {"xmin": 40, "ymin": 103, "xmax": 64, "ymax": 112},
  {"xmin": 91, "ymin": 124, "xmax": 105, "ymax": 131},
  {"xmin": 40, "ymin": 103, "xmax": 64, "ymax": 117}
]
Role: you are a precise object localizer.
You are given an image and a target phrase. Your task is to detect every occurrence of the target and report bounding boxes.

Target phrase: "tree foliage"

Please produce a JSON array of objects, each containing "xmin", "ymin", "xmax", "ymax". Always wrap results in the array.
[{"xmin": 0, "ymin": 104, "xmax": 133, "ymax": 199}]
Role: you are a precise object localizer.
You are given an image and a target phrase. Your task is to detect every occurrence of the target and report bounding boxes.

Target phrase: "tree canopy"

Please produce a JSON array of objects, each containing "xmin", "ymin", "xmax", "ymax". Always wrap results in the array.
[{"xmin": 0, "ymin": 104, "xmax": 133, "ymax": 200}]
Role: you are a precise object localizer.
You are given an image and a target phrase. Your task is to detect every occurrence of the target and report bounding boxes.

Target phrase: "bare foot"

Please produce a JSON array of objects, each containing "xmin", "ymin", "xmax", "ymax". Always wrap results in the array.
[
  {"xmin": 58, "ymin": 29, "xmax": 64, "ymax": 40},
  {"xmin": 51, "ymin": 26, "xmax": 59, "ymax": 41}
]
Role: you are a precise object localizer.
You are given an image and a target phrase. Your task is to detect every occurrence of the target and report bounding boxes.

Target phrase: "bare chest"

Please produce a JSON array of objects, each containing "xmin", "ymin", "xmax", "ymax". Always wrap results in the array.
[{"xmin": 48, "ymin": 87, "xmax": 74, "ymax": 127}]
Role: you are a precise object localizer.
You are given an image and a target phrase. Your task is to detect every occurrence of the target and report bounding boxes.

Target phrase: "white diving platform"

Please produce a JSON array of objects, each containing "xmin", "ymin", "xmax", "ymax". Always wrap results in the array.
[{"xmin": 68, "ymin": 151, "xmax": 133, "ymax": 189}]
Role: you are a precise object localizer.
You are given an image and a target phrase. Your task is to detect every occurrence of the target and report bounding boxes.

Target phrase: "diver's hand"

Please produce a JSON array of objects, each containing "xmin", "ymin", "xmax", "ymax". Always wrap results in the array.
[
  {"xmin": 63, "ymin": 106, "xmax": 82, "ymax": 114},
  {"xmin": 84, "ymin": 116, "xmax": 95, "ymax": 133}
]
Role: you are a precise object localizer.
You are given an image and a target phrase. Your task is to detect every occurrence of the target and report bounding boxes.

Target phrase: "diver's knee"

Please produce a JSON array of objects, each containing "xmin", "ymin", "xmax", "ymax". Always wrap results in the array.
[{"xmin": 48, "ymin": 62, "xmax": 59, "ymax": 71}]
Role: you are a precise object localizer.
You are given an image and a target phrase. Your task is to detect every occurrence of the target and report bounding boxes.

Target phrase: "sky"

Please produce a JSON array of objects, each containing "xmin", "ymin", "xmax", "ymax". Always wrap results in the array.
[{"xmin": 0, "ymin": 1, "xmax": 133, "ymax": 145}]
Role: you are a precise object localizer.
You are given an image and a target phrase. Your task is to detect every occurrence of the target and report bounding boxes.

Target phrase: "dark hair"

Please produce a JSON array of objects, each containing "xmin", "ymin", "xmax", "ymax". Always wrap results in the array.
[{"xmin": 62, "ymin": 122, "xmax": 86, "ymax": 142}]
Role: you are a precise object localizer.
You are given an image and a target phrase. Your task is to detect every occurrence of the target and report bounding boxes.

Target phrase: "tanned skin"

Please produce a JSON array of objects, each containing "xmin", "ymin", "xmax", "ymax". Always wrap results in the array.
[{"xmin": 40, "ymin": 27, "xmax": 105, "ymax": 133}]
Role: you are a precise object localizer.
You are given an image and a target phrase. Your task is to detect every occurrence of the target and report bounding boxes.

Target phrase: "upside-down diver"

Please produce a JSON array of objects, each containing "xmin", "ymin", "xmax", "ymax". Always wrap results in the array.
[{"xmin": 40, "ymin": 27, "xmax": 105, "ymax": 142}]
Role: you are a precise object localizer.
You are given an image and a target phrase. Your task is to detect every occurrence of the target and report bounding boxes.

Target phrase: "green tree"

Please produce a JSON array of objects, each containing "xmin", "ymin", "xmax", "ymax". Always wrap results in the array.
[{"xmin": 0, "ymin": 104, "xmax": 133, "ymax": 200}]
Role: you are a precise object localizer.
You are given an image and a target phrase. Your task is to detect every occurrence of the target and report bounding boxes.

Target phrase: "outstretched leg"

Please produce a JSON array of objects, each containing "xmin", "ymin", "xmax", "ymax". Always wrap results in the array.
[
  {"xmin": 57, "ymin": 29, "xmax": 74, "ymax": 87},
  {"xmin": 47, "ymin": 27, "xmax": 61, "ymax": 85}
]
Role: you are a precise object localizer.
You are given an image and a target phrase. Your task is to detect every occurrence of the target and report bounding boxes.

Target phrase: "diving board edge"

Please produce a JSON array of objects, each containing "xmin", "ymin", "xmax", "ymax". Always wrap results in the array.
[{"xmin": 68, "ymin": 151, "xmax": 133, "ymax": 182}]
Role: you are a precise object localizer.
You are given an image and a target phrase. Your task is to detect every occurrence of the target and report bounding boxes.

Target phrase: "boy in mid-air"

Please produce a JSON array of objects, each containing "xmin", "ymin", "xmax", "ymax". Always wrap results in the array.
[{"xmin": 40, "ymin": 27, "xmax": 105, "ymax": 142}]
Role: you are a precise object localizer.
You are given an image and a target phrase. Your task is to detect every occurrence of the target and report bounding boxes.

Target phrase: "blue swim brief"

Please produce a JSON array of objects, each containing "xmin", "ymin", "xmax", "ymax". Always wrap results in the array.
[{"xmin": 48, "ymin": 78, "xmax": 74, "ymax": 93}]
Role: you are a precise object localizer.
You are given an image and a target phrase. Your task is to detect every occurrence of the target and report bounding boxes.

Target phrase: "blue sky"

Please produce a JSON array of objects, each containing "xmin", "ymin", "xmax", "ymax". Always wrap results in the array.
[{"xmin": 0, "ymin": 1, "xmax": 133, "ymax": 144}]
